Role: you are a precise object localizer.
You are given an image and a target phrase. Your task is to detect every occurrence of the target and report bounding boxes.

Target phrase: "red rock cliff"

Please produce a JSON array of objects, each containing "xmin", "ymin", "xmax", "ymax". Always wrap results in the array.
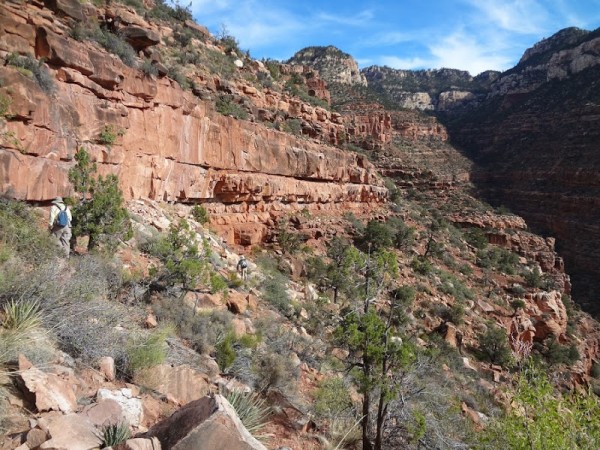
[{"xmin": 0, "ymin": 2, "xmax": 386, "ymax": 245}]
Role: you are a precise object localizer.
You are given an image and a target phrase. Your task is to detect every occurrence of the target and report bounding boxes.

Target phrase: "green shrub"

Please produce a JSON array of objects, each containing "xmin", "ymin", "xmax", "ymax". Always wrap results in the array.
[
  {"xmin": 437, "ymin": 270, "xmax": 474, "ymax": 302},
  {"xmin": 191, "ymin": 205, "xmax": 209, "ymax": 224},
  {"xmin": 210, "ymin": 272, "xmax": 228, "ymax": 296},
  {"xmin": 0, "ymin": 92, "xmax": 11, "ymax": 119},
  {"xmin": 481, "ymin": 361, "xmax": 600, "ymax": 449},
  {"xmin": 546, "ymin": 339, "xmax": 580, "ymax": 366},
  {"xmin": 360, "ymin": 220, "xmax": 394, "ymax": 251},
  {"xmin": 476, "ymin": 247, "xmax": 519, "ymax": 275},
  {"xmin": 280, "ymin": 118, "xmax": 302, "ymax": 135},
  {"xmin": 510, "ymin": 299, "xmax": 526, "ymax": 314},
  {"xmin": 116, "ymin": 0, "xmax": 144, "ymax": 12},
  {"xmin": 215, "ymin": 331, "xmax": 236, "ymax": 371},
  {"xmin": 141, "ymin": 59, "xmax": 159, "ymax": 77},
  {"xmin": 343, "ymin": 212, "xmax": 365, "ymax": 235},
  {"xmin": 0, "ymin": 199, "xmax": 58, "ymax": 263},
  {"xmin": 168, "ymin": 66, "xmax": 190, "ymax": 90},
  {"xmin": 463, "ymin": 228, "xmax": 488, "ymax": 249},
  {"xmin": 476, "ymin": 325, "xmax": 512, "ymax": 367},
  {"xmin": 314, "ymin": 377, "xmax": 353, "ymax": 419},
  {"xmin": 99, "ymin": 124, "xmax": 125, "ymax": 145},
  {"xmin": 388, "ymin": 218, "xmax": 416, "ymax": 251},
  {"xmin": 383, "ymin": 178, "xmax": 401, "ymax": 203},
  {"xmin": 87, "ymin": 29, "xmax": 137, "ymax": 67},
  {"xmin": 152, "ymin": 298, "xmax": 232, "ymax": 355},
  {"xmin": 261, "ymin": 272, "xmax": 290, "ymax": 315},
  {"xmin": 101, "ymin": 422, "xmax": 131, "ymax": 448},
  {"xmin": 275, "ymin": 221, "xmax": 303, "ymax": 253},
  {"xmin": 140, "ymin": 219, "xmax": 211, "ymax": 293},
  {"xmin": 5, "ymin": 53, "xmax": 54, "ymax": 93},
  {"xmin": 126, "ymin": 328, "xmax": 170, "ymax": 374},
  {"xmin": 215, "ymin": 95, "xmax": 248, "ymax": 120},
  {"xmin": 2, "ymin": 299, "xmax": 41, "ymax": 332},
  {"xmin": 592, "ymin": 362, "xmax": 600, "ymax": 379},
  {"xmin": 252, "ymin": 350, "xmax": 298, "ymax": 393},
  {"xmin": 433, "ymin": 303, "xmax": 465, "ymax": 325},
  {"xmin": 411, "ymin": 257, "xmax": 433, "ymax": 275},
  {"xmin": 263, "ymin": 59, "xmax": 280, "ymax": 79},
  {"xmin": 149, "ymin": 0, "xmax": 192, "ymax": 22},
  {"xmin": 523, "ymin": 267, "xmax": 543, "ymax": 288}
]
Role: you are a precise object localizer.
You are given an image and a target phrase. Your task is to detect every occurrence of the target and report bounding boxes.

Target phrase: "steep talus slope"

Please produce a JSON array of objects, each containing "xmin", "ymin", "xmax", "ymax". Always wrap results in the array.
[
  {"xmin": 445, "ymin": 33, "xmax": 600, "ymax": 313},
  {"xmin": 0, "ymin": 2, "xmax": 385, "ymax": 246}
]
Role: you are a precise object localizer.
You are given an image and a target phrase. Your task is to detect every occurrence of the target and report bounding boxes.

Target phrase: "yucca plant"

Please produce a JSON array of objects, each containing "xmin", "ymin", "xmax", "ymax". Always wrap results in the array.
[
  {"xmin": 101, "ymin": 422, "xmax": 131, "ymax": 448},
  {"xmin": 224, "ymin": 389, "xmax": 271, "ymax": 436},
  {"xmin": 2, "ymin": 300, "xmax": 41, "ymax": 332},
  {"xmin": 0, "ymin": 300, "xmax": 45, "ymax": 365}
]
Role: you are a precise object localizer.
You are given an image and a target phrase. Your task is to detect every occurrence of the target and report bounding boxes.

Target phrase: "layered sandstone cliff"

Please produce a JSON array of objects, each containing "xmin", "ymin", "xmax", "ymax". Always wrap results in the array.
[{"xmin": 0, "ymin": 2, "xmax": 385, "ymax": 245}]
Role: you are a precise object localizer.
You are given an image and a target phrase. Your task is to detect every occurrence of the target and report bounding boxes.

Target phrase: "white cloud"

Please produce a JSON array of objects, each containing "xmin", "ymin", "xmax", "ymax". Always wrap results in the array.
[
  {"xmin": 189, "ymin": 0, "xmax": 232, "ymax": 16},
  {"xmin": 360, "ymin": 30, "xmax": 422, "ymax": 48},
  {"xmin": 465, "ymin": 0, "xmax": 552, "ymax": 34},
  {"xmin": 428, "ymin": 31, "xmax": 514, "ymax": 74},
  {"xmin": 315, "ymin": 9, "xmax": 375, "ymax": 26},
  {"xmin": 378, "ymin": 55, "xmax": 431, "ymax": 70}
]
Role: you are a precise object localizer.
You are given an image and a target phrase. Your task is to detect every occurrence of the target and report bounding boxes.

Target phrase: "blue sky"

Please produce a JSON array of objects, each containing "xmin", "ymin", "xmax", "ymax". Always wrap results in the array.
[{"xmin": 189, "ymin": 0, "xmax": 600, "ymax": 75}]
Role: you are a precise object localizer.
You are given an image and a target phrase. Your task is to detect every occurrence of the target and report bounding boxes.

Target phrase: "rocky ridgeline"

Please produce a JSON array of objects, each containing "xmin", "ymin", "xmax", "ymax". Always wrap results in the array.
[
  {"xmin": 361, "ymin": 27, "xmax": 600, "ymax": 111},
  {"xmin": 0, "ymin": 1, "xmax": 387, "ymax": 247},
  {"xmin": 287, "ymin": 45, "xmax": 367, "ymax": 86}
]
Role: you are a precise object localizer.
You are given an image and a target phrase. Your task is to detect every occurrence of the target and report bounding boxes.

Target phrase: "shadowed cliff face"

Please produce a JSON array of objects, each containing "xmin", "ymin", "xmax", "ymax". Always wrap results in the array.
[{"xmin": 446, "ymin": 64, "xmax": 600, "ymax": 314}]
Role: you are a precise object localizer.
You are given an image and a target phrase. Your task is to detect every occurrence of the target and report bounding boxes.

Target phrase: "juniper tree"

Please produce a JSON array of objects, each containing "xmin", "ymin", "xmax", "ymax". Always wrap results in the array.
[
  {"xmin": 333, "ymin": 244, "xmax": 416, "ymax": 450},
  {"xmin": 68, "ymin": 147, "xmax": 131, "ymax": 251}
]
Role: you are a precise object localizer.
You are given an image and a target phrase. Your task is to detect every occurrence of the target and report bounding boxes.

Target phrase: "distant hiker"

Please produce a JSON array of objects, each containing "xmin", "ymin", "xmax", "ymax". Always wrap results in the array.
[
  {"xmin": 49, "ymin": 197, "xmax": 72, "ymax": 257},
  {"xmin": 456, "ymin": 329, "xmax": 464, "ymax": 355},
  {"xmin": 237, "ymin": 255, "xmax": 248, "ymax": 280}
]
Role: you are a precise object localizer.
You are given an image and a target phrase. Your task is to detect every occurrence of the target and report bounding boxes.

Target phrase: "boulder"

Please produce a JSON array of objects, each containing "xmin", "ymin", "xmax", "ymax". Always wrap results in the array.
[
  {"xmin": 120, "ymin": 26, "xmax": 160, "ymax": 51},
  {"xmin": 99, "ymin": 356, "xmax": 116, "ymax": 381},
  {"xmin": 18, "ymin": 364, "xmax": 77, "ymax": 413},
  {"xmin": 226, "ymin": 290, "xmax": 249, "ymax": 314},
  {"xmin": 97, "ymin": 388, "xmax": 143, "ymax": 427},
  {"xmin": 43, "ymin": 0, "xmax": 84, "ymax": 21},
  {"xmin": 26, "ymin": 428, "xmax": 49, "ymax": 448},
  {"xmin": 114, "ymin": 437, "xmax": 162, "ymax": 450},
  {"xmin": 38, "ymin": 414, "xmax": 101, "ymax": 450},
  {"xmin": 82, "ymin": 398, "xmax": 123, "ymax": 427},
  {"xmin": 146, "ymin": 394, "xmax": 266, "ymax": 450},
  {"xmin": 134, "ymin": 364, "xmax": 211, "ymax": 406}
]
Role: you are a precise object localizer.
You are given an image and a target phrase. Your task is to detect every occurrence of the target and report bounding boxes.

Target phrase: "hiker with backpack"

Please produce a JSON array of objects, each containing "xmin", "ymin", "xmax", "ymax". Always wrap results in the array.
[
  {"xmin": 49, "ymin": 196, "xmax": 72, "ymax": 257},
  {"xmin": 237, "ymin": 255, "xmax": 248, "ymax": 280}
]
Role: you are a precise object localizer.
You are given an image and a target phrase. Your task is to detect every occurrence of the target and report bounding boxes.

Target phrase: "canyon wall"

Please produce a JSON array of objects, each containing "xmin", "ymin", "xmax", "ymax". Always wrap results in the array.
[
  {"xmin": 446, "ymin": 34, "xmax": 600, "ymax": 312},
  {"xmin": 0, "ymin": 2, "xmax": 385, "ymax": 245}
]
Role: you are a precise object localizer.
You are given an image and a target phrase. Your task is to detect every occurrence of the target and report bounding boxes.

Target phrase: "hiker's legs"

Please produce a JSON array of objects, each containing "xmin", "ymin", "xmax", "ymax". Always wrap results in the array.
[{"xmin": 53, "ymin": 227, "xmax": 72, "ymax": 257}]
